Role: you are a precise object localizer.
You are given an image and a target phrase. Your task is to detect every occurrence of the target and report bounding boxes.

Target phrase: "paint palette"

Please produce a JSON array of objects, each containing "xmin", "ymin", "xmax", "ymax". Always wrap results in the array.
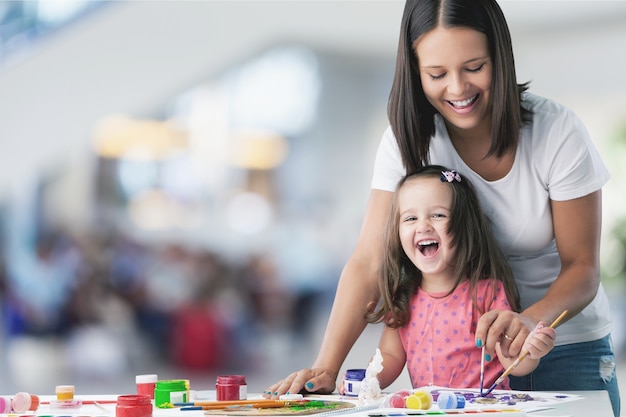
[{"xmin": 202, "ymin": 400, "xmax": 357, "ymax": 416}]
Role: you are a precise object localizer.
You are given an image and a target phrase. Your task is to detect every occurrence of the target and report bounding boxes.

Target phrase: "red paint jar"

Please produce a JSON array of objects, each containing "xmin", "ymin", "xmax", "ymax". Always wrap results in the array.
[
  {"xmin": 216, "ymin": 375, "xmax": 247, "ymax": 401},
  {"xmin": 116, "ymin": 395, "xmax": 152, "ymax": 417},
  {"xmin": 136, "ymin": 374, "xmax": 158, "ymax": 399}
]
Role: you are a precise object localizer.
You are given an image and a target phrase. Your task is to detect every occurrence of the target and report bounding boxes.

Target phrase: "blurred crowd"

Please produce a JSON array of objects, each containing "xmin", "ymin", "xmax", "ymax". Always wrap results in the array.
[{"xmin": 0, "ymin": 226, "xmax": 332, "ymax": 384}]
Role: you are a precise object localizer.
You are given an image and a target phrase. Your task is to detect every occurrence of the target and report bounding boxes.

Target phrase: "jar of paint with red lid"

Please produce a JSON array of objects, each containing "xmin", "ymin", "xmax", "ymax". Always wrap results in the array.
[
  {"xmin": 116, "ymin": 395, "xmax": 152, "ymax": 417},
  {"xmin": 136, "ymin": 374, "xmax": 158, "ymax": 400},
  {"xmin": 216, "ymin": 375, "xmax": 247, "ymax": 401}
]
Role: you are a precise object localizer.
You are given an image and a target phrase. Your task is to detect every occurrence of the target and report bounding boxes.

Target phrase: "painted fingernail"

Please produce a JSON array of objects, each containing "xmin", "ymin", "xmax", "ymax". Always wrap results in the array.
[
  {"xmin": 476, "ymin": 339, "xmax": 483, "ymax": 347},
  {"xmin": 305, "ymin": 382, "xmax": 314, "ymax": 390},
  {"xmin": 274, "ymin": 392, "xmax": 278, "ymax": 396},
  {"xmin": 485, "ymin": 354, "xmax": 492, "ymax": 362}
]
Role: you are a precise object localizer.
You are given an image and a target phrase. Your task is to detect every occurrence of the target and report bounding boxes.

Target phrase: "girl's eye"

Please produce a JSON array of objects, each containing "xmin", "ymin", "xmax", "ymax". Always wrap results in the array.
[{"xmin": 429, "ymin": 73, "xmax": 446, "ymax": 81}]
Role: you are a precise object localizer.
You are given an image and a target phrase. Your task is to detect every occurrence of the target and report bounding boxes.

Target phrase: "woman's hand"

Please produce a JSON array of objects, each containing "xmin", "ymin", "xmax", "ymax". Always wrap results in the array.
[
  {"xmin": 262, "ymin": 368, "xmax": 337, "ymax": 399},
  {"xmin": 476, "ymin": 310, "xmax": 536, "ymax": 359}
]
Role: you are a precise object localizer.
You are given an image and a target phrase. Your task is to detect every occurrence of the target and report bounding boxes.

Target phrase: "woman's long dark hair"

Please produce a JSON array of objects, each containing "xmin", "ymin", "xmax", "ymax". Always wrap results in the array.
[
  {"xmin": 388, "ymin": 0, "xmax": 531, "ymax": 173},
  {"xmin": 366, "ymin": 165, "xmax": 520, "ymax": 328}
]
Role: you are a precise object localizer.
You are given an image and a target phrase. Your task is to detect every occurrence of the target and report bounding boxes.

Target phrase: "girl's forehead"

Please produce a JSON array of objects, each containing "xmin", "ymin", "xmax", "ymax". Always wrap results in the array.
[{"xmin": 399, "ymin": 176, "xmax": 452, "ymax": 202}]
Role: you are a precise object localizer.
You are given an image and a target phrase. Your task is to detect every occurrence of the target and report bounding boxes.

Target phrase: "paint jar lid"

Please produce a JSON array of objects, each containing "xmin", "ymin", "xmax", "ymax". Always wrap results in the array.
[
  {"xmin": 117, "ymin": 394, "xmax": 152, "ymax": 406},
  {"xmin": 216, "ymin": 375, "xmax": 246, "ymax": 385},
  {"xmin": 155, "ymin": 379, "xmax": 188, "ymax": 390},
  {"xmin": 136, "ymin": 374, "xmax": 158, "ymax": 383},
  {"xmin": 345, "ymin": 369, "xmax": 366, "ymax": 381},
  {"xmin": 11, "ymin": 392, "xmax": 39, "ymax": 413},
  {"xmin": 49, "ymin": 399, "xmax": 83, "ymax": 411},
  {"xmin": 56, "ymin": 385, "xmax": 75, "ymax": 393}
]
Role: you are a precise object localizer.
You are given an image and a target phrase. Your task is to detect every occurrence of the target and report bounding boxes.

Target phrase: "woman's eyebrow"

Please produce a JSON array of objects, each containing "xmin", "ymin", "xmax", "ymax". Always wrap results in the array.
[{"xmin": 420, "ymin": 56, "xmax": 489, "ymax": 69}]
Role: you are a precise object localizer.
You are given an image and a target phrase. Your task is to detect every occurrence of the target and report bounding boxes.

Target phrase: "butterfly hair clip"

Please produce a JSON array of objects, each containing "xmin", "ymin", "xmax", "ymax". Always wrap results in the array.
[{"xmin": 441, "ymin": 170, "xmax": 462, "ymax": 183}]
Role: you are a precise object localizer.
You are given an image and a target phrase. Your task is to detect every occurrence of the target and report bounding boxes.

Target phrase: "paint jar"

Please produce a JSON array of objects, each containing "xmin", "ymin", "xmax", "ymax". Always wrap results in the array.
[
  {"xmin": 136, "ymin": 374, "xmax": 158, "ymax": 400},
  {"xmin": 56, "ymin": 385, "xmax": 75, "ymax": 400},
  {"xmin": 154, "ymin": 379, "xmax": 189, "ymax": 408},
  {"xmin": 11, "ymin": 392, "xmax": 39, "ymax": 413},
  {"xmin": 49, "ymin": 398, "xmax": 83, "ymax": 411},
  {"xmin": 216, "ymin": 375, "xmax": 247, "ymax": 401},
  {"xmin": 343, "ymin": 369, "xmax": 366, "ymax": 397},
  {"xmin": 116, "ymin": 395, "xmax": 153, "ymax": 417},
  {"xmin": 436, "ymin": 391, "xmax": 466, "ymax": 409},
  {"xmin": 385, "ymin": 390, "xmax": 411, "ymax": 408},
  {"xmin": 405, "ymin": 390, "xmax": 432, "ymax": 410},
  {"xmin": 0, "ymin": 396, "xmax": 12, "ymax": 413}
]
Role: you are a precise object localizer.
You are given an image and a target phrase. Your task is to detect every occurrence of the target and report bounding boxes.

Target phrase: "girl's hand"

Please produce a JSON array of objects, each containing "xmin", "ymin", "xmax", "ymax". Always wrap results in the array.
[
  {"xmin": 337, "ymin": 371, "xmax": 346, "ymax": 395},
  {"xmin": 262, "ymin": 368, "xmax": 337, "ymax": 399},
  {"xmin": 523, "ymin": 322, "xmax": 556, "ymax": 359}
]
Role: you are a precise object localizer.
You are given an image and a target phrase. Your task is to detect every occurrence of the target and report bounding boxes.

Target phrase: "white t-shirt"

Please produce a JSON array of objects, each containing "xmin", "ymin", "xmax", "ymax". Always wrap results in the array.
[{"xmin": 372, "ymin": 93, "xmax": 612, "ymax": 345}]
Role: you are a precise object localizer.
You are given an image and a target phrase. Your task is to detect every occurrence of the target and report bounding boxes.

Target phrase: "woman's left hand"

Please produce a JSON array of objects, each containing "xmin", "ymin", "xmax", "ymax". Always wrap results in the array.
[{"xmin": 476, "ymin": 310, "xmax": 536, "ymax": 358}]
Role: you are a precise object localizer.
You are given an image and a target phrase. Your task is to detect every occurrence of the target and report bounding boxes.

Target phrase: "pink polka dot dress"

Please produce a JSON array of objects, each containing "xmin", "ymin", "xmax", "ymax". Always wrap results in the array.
[{"xmin": 399, "ymin": 279, "xmax": 512, "ymax": 389}]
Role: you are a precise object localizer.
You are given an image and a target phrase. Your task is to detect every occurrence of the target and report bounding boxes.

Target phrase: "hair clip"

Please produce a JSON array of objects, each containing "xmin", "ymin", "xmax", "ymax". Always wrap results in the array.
[{"xmin": 441, "ymin": 170, "xmax": 462, "ymax": 183}]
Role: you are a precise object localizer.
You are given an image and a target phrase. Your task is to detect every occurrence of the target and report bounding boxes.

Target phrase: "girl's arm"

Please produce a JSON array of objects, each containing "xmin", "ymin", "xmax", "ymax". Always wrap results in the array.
[
  {"xmin": 263, "ymin": 190, "xmax": 394, "ymax": 398},
  {"xmin": 377, "ymin": 327, "xmax": 408, "ymax": 390}
]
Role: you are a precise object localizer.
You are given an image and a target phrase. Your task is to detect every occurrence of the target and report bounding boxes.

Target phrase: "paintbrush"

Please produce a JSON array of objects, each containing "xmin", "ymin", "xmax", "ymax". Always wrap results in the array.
[
  {"xmin": 479, "ymin": 345, "xmax": 486, "ymax": 396},
  {"xmin": 176, "ymin": 399, "xmax": 307, "ymax": 410},
  {"xmin": 482, "ymin": 310, "xmax": 568, "ymax": 397},
  {"xmin": 182, "ymin": 402, "xmax": 295, "ymax": 411}
]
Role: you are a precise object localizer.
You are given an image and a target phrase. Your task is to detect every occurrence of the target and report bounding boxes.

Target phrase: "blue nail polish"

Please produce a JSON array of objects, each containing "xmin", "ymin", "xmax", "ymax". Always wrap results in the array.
[
  {"xmin": 305, "ymin": 382, "xmax": 314, "ymax": 390},
  {"xmin": 274, "ymin": 392, "xmax": 278, "ymax": 396},
  {"xmin": 476, "ymin": 339, "xmax": 483, "ymax": 347},
  {"xmin": 485, "ymin": 354, "xmax": 492, "ymax": 362}
]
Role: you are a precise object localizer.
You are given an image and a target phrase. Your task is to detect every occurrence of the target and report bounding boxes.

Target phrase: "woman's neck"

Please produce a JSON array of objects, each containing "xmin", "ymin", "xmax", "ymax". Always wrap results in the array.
[{"xmin": 445, "ymin": 122, "xmax": 515, "ymax": 182}]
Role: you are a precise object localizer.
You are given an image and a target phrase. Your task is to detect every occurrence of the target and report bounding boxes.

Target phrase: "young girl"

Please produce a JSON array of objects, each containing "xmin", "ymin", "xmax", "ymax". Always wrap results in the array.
[{"xmin": 362, "ymin": 166, "xmax": 555, "ymax": 390}]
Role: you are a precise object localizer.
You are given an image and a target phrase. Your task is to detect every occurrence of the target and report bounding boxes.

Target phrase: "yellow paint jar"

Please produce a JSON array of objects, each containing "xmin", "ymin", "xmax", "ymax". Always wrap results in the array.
[
  {"xmin": 405, "ymin": 390, "xmax": 432, "ymax": 410},
  {"xmin": 56, "ymin": 385, "xmax": 75, "ymax": 401}
]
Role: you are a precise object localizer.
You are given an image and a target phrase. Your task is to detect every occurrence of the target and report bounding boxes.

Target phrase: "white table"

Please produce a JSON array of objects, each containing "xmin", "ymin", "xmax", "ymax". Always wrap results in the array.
[
  {"xmin": 2, "ymin": 391, "xmax": 614, "ymax": 417},
  {"xmin": 526, "ymin": 390, "xmax": 614, "ymax": 416}
]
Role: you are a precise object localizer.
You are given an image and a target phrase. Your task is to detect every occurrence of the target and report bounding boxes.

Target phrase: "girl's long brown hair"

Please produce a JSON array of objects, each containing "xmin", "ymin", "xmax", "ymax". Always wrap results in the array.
[{"xmin": 366, "ymin": 165, "xmax": 520, "ymax": 328}]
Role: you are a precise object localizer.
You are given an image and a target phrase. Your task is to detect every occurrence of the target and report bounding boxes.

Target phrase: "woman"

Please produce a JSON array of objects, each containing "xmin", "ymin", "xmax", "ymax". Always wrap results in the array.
[{"xmin": 265, "ymin": 1, "xmax": 619, "ymax": 415}]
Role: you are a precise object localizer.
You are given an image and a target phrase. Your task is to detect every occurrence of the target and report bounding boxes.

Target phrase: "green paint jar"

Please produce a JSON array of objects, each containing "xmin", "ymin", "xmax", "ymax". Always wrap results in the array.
[{"xmin": 154, "ymin": 379, "xmax": 189, "ymax": 408}]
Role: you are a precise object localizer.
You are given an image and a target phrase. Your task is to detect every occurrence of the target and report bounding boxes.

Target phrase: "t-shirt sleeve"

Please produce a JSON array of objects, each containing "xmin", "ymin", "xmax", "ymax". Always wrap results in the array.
[
  {"xmin": 371, "ymin": 126, "xmax": 406, "ymax": 192},
  {"xmin": 541, "ymin": 108, "xmax": 610, "ymax": 201}
]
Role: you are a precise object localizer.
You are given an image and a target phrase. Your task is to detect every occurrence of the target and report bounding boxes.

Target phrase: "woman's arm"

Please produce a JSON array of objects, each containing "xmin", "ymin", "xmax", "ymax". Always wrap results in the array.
[
  {"xmin": 476, "ymin": 190, "xmax": 602, "ymax": 358},
  {"xmin": 263, "ymin": 189, "xmax": 394, "ymax": 398}
]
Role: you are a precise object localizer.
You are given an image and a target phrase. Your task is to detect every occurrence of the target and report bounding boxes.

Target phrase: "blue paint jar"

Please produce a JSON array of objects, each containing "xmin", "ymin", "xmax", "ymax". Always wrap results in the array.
[
  {"xmin": 343, "ymin": 368, "xmax": 366, "ymax": 396},
  {"xmin": 437, "ymin": 391, "xmax": 466, "ymax": 409}
]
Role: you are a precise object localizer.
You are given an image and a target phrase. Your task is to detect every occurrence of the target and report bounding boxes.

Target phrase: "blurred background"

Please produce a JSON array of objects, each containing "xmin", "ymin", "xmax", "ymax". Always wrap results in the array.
[{"xmin": 0, "ymin": 0, "xmax": 625, "ymax": 405}]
